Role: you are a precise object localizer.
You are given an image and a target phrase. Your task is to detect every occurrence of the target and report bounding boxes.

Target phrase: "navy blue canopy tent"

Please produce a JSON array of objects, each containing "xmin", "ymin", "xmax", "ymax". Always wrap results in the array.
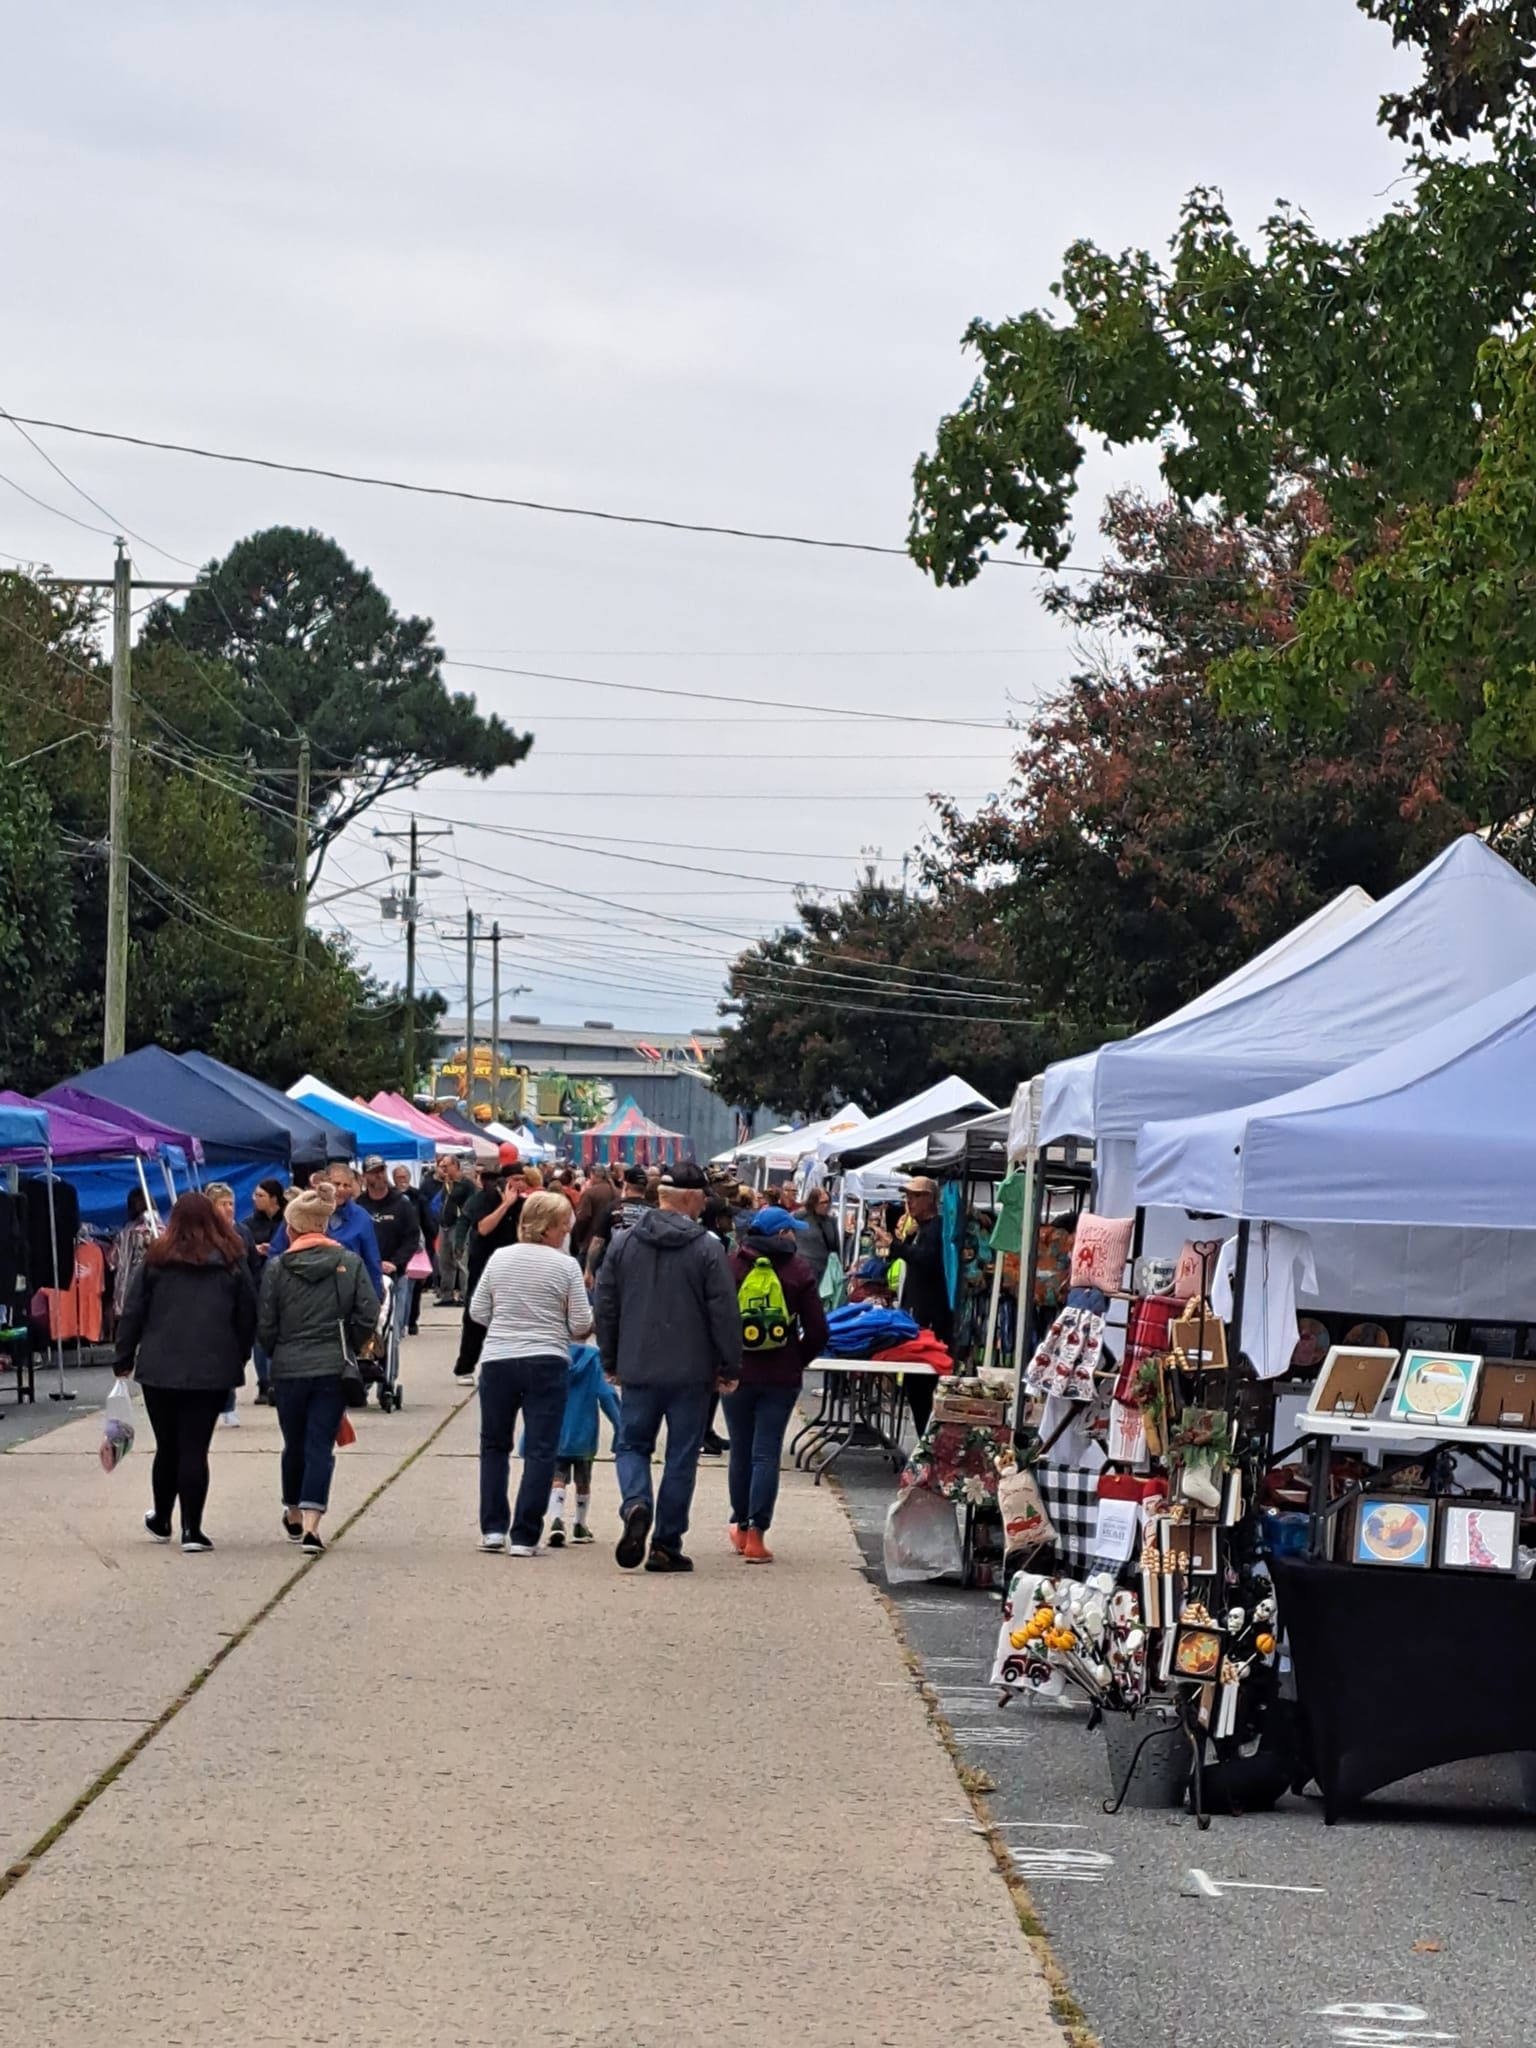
[
  {"xmin": 180, "ymin": 1052, "xmax": 354, "ymax": 1170},
  {"xmin": 57, "ymin": 1046, "xmax": 296, "ymax": 1214}
]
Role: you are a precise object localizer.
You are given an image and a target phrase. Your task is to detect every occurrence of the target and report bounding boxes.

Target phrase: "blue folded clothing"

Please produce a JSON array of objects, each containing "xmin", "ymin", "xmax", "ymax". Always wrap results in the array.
[{"xmin": 825, "ymin": 1301, "xmax": 921, "ymax": 1357}]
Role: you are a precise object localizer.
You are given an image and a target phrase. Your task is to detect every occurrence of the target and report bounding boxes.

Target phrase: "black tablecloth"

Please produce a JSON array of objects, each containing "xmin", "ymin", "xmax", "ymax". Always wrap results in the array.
[{"xmin": 1272, "ymin": 1558, "xmax": 1536, "ymax": 1821}]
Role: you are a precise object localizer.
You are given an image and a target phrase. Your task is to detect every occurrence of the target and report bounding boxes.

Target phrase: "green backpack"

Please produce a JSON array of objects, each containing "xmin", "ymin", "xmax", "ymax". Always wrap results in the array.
[{"xmin": 738, "ymin": 1255, "xmax": 791, "ymax": 1350}]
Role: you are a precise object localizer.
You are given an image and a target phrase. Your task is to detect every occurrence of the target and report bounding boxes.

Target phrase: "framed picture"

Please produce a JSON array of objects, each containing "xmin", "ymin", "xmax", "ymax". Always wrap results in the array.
[
  {"xmin": 1311, "ymin": 1345, "xmax": 1398, "ymax": 1419},
  {"xmin": 1352, "ymin": 1495, "xmax": 1434, "ymax": 1569},
  {"xmin": 1188, "ymin": 1523, "xmax": 1220, "ymax": 1575},
  {"xmin": 1467, "ymin": 1324, "xmax": 1519, "ymax": 1360},
  {"xmin": 1436, "ymin": 1501, "xmax": 1519, "ymax": 1574},
  {"xmin": 1474, "ymin": 1362, "xmax": 1536, "ymax": 1430},
  {"xmin": 1170, "ymin": 1622, "xmax": 1225, "ymax": 1681},
  {"xmin": 1342, "ymin": 1320, "xmax": 1396, "ymax": 1352},
  {"xmin": 1389, "ymin": 1350, "xmax": 1483, "ymax": 1430},
  {"xmin": 1402, "ymin": 1319, "xmax": 1455, "ymax": 1351}
]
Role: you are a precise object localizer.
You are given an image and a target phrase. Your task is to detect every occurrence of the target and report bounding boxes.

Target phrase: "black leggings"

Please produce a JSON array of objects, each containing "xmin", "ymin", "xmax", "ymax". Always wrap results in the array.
[{"xmin": 141, "ymin": 1385, "xmax": 226, "ymax": 1533}]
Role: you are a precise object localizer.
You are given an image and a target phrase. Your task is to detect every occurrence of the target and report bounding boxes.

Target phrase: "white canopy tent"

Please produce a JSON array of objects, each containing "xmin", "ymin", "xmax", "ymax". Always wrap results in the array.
[
  {"xmin": 820, "ymin": 1075, "xmax": 995, "ymax": 1172},
  {"xmin": 714, "ymin": 1105, "xmax": 867, "ymax": 1174},
  {"xmin": 1038, "ymin": 885, "xmax": 1375, "ymax": 1151},
  {"xmin": 1090, "ymin": 837, "xmax": 1536, "ymax": 1211},
  {"xmin": 1134, "ymin": 967, "xmax": 1536, "ymax": 1321}
]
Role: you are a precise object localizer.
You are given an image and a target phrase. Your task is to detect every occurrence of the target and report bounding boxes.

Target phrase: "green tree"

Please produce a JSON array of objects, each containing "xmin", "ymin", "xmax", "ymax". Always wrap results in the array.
[
  {"xmin": 712, "ymin": 878, "xmax": 1050, "ymax": 1118},
  {"xmin": 142, "ymin": 526, "xmax": 531, "ymax": 874},
  {"xmin": 1360, "ymin": 1, "xmax": 1536, "ymax": 141},
  {"xmin": 924, "ymin": 492, "xmax": 1483, "ymax": 1045}
]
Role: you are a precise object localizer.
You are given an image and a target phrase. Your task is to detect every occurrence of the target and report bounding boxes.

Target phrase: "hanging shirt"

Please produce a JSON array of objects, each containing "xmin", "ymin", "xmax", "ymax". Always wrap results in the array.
[
  {"xmin": 38, "ymin": 1240, "xmax": 108, "ymax": 1343},
  {"xmin": 1210, "ymin": 1224, "xmax": 1316, "ymax": 1380}
]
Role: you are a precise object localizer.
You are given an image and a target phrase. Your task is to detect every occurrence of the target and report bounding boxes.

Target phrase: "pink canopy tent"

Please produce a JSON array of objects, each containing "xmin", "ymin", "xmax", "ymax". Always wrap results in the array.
[
  {"xmin": 368, "ymin": 1092, "xmax": 498, "ymax": 1165},
  {"xmin": 579, "ymin": 1096, "xmax": 690, "ymax": 1169}
]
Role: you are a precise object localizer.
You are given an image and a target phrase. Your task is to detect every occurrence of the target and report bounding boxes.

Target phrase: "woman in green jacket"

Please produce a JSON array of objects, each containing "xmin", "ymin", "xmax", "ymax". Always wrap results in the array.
[{"xmin": 257, "ymin": 1184, "xmax": 382, "ymax": 1554}]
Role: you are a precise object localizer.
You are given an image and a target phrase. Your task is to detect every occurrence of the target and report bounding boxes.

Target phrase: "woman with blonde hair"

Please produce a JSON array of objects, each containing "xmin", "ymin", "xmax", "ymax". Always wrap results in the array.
[
  {"xmin": 257, "ymin": 1183, "xmax": 381, "ymax": 1554},
  {"xmin": 468, "ymin": 1189, "xmax": 594, "ymax": 1556}
]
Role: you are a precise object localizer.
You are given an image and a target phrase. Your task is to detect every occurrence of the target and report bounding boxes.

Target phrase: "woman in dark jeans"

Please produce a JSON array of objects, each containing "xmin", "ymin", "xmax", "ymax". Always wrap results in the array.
[
  {"xmin": 724, "ymin": 1206, "xmax": 829, "ymax": 1563},
  {"xmin": 112, "ymin": 1191, "xmax": 258, "ymax": 1553},
  {"xmin": 257, "ymin": 1184, "xmax": 382, "ymax": 1554}
]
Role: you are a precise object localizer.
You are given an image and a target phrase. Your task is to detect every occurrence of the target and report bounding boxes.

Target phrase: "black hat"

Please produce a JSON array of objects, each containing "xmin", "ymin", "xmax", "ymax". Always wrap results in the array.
[
  {"xmin": 623, "ymin": 1164, "xmax": 648, "ymax": 1189},
  {"xmin": 658, "ymin": 1160, "xmax": 707, "ymax": 1191}
]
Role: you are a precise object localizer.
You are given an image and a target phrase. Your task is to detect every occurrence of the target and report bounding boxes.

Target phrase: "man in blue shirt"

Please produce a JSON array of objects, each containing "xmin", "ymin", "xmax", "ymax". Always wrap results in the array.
[{"xmin": 268, "ymin": 1160, "xmax": 384, "ymax": 1295}]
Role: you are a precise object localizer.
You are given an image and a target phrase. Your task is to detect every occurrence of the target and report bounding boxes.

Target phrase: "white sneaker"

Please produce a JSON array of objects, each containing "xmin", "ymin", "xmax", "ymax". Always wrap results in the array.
[
  {"xmin": 480, "ymin": 1532, "xmax": 508, "ymax": 1553},
  {"xmin": 508, "ymin": 1543, "xmax": 540, "ymax": 1558},
  {"xmin": 218, "ymin": 1410, "xmax": 240, "ymax": 1429}
]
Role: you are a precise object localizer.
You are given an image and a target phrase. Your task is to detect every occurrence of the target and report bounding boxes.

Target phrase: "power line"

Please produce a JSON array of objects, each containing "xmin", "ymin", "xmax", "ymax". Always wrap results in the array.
[
  {"xmin": 0, "ymin": 410, "xmax": 1055, "ymax": 570},
  {"xmin": 0, "ymin": 462, "xmax": 116, "ymax": 539},
  {"xmin": 0, "ymin": 409, "xmax": 201, "ymax": 570},
  {"xmin": 445, "ymin": 657, "xmax": 1010, "ymax": 731},
  {"xmin": 371, "ymin": 810, "xmax": 901, "ymax": 867}
]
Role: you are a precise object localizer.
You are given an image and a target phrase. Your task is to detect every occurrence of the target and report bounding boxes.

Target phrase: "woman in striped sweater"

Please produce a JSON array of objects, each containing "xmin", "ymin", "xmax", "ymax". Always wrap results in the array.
[{"xmin": 468, "ymin": 1191, "xmax": 595, "ymax": 1556}]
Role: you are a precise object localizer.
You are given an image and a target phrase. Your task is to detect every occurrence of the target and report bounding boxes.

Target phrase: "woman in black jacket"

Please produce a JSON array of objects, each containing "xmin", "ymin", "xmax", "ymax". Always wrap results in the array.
[{"xmin": 113, "ymin": 1191, "xmax": 259, "ymax": 1553}]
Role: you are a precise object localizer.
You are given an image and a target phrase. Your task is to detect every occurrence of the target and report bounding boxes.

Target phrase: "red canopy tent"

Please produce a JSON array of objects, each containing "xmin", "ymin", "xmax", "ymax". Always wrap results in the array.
[{"xmin": 579, "ymin": 1097, "xmax": 690, "ymax": 1168}]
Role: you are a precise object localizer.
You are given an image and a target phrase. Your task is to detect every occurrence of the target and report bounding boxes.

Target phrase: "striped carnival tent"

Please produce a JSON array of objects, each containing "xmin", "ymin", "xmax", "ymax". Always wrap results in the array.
[{"xmin": 579, "ymin": 1096, "xmax": 691, "ymax": 1168}]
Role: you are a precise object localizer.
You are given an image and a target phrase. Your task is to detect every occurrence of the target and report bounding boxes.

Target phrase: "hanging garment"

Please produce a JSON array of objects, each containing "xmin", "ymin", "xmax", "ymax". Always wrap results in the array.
[
  {"xmin": 0, "ymin": 1188, "xmax": 28, "ymax": 1304},
  {"xmin": 38, "ymin": 1239, "xmax": 107, "ymax": 1343},
  {"xmin": 1210, "ymin": 1224, "xmax": 1317, "ymax": 1380},
  {"xmin": 22, "ymin": 1174, "xmax": 79, "ymax": 1292},
  {"xmin": 1025, "ymin": 1303, "xmax": 1105, "ymax": 1403}
]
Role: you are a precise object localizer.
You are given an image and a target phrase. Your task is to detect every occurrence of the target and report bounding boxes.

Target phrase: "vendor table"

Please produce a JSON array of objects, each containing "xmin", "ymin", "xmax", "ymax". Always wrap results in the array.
[
  {"xmin": 793, "ymin": 1359, "xmax": 938, "ymax": 1482},
  {"xmin": 1273, "ymin": 1558, "xmax": 1536, "ymax": 1821},
  {"xmin": 1294, "ymin": 1410, "xmax": 1536, "ymax": 1560}
]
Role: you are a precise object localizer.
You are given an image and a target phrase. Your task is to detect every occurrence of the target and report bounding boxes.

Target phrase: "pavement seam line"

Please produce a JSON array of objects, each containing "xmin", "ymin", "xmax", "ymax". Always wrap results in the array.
[
  {"xmin": 822, "ymin": 1469, "xmax": 1098, "ymax": 2048},
  {"xmin": 0, "ymin": 1390, "xmax": 474, "ymax": 1908}
]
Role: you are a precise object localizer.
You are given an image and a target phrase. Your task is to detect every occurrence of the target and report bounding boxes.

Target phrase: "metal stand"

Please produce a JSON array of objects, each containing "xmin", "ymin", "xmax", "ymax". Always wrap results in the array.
[
  {"xmin": 43, "ymin": 1165, "xmax": 73, "ymax": 1401},
  {"xmin": 1101, "ymin": 1691, "xmax": 1210, "ymax": 1829}
]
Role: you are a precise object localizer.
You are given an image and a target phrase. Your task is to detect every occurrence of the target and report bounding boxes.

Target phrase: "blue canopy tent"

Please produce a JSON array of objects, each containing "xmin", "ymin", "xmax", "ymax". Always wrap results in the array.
[
  {"xmin": 286, "ymin": 1075, "xmax": 434, "ymax": 1167},
  {"xmin": 59, "ymin": 1046, "xmax": 297, "ymax": 1215},
  {"xmin": 180, "ymin": 1052, "xmax": 355, "ymax": 1170}
]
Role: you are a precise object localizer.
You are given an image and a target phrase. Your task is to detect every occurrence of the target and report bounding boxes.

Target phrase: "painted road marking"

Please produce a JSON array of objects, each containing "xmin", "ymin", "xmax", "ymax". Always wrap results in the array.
[
  {"xmin": 1006, "ymin": 1846, "xmax": 1114, "ymax": 1884},
  {"xmin": 1315, "ymin": 2003, "xmax": 1456, "ymax": 2045},
  {"xmin": 1184, "ymin": 1868, "xmax": 1325, "ymax": 1898}
]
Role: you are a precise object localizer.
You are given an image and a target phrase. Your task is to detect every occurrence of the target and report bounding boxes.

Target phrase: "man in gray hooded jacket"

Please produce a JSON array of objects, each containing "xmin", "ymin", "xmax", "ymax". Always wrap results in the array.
[{"xmin": 594, "ymin": 1161, "xmax": 741, "ymax": 1573}]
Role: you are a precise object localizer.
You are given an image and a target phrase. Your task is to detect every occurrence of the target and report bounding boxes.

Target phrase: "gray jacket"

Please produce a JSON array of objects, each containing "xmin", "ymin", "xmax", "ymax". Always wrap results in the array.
[
  {"xmin": 593, "ymin": 1207, "xmax": 742, "ymax": 1390},
  {"xmin": 257, "ymin": 1242, "xmax": 382, "ymax": 1381}
]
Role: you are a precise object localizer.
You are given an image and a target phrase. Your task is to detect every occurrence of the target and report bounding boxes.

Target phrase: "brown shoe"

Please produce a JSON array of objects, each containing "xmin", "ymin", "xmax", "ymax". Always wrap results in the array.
[
  {"xmin": 728, "ymin": 1522, "xmax": 748, "ymax": 1554},
  {"xmin": 742, "ymin": 1529, "xmax": 774, "ymax": 1564}
]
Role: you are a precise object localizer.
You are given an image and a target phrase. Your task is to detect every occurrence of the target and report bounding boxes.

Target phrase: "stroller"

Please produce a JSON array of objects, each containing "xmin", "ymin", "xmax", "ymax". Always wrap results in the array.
[{"xmin": 361, "ymin": 1274, "xmax": 405, "ymax": 1413}]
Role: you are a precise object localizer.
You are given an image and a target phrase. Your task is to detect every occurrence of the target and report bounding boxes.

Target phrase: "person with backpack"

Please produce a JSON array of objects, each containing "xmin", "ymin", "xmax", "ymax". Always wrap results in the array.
[{"xmin": 724, "ymin": 1204, "xmax": 829, "ymax": 1563}]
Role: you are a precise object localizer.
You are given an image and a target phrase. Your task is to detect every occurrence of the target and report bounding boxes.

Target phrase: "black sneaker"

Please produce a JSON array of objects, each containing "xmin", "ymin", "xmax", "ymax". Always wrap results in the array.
[
  {"xmin": 547, "ymin": 1517, "xmax": 567, "ymax": 1549},
  {"xmin": 453, "ymin": 1362, "xmax": 476, "ymax": 1380},
  {"xmin": 301, "ymin": 1531, "xmax": 325, "ymax": 1555},
  {"xmin": 702, "ymin": 1433, "xmax": 728, "ymax": 1456},
  {"xmin": 144, "ymin": 1512, "xmax": 171, "ymax": 1543},
  {"xmin": 282, "ymin": 1512, "xmax": 303, "ymax": 1543},
  {"xmin": 615, "ymin": 1500, "xmax": 653, "ymax": 1571},
  {"xmin": 181, "ymin": 1529, "xmax": 214, "ymax": 1553},
  {"xmin": 645, "ymin": 1546, "xmax": 694, "ymax": 1574}
]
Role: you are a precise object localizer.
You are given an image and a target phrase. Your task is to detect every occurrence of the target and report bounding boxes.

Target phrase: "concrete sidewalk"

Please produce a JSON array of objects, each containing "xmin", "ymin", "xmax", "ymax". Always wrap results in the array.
[{"xmin": 0, "ymin": 1315, "xmax": 1062, "ymax": 2047}]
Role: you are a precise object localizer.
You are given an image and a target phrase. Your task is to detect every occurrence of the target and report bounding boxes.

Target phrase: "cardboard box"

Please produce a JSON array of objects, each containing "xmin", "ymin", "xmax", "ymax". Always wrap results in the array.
[{"xmin": 932, "ymin": 1391, "xmax": 1010, "ymax": 1425}]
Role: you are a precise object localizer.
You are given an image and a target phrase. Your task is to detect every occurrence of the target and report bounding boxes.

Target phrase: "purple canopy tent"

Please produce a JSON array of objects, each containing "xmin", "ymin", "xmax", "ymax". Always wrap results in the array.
[
  {"xmin": 42, "ymin": 1083, "xmax": 203, "ymax": 1213},
  {"xmin": 0, "ymin": 1089, "xmax": 183, "ymax": 1400}
]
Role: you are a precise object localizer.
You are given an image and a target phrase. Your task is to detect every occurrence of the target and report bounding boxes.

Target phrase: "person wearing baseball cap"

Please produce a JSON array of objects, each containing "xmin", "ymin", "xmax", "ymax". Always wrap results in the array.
[
  {"xmin": 594, "ymin": 1158, "xmax": 742, "ymax": 1573},
  {"xmin": 359, "ymin": 1155, "xmax": 423, "ymax": 1356},
  {"xmin": 895, "ymin": 1176, "xmax": 949, "ymax": 1432}
]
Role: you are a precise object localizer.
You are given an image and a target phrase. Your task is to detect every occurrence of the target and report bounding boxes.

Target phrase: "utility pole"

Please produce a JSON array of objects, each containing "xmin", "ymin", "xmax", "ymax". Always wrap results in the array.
[
  {"xmin": 41, "ymin": 546, "xmax": 201, "ymax": 1061},
  {"xmin": 490, "ymin": 920, "xmax": 501, "ymax": 1117},
  {"xmin": 105, "ymin": 543, "xmax": 132, "ymax": 1058},
  {"xmin": 405, "ymin": 816, "xmax": 418, "ymax": 1093},
  {"xmin": 465, "ymin": 906, "xmax": 477, "ymax": 1113},
  {"xmin": 372, "ymin": 819, "xmax": 447, "ymax": 1096},
  {"xmin": 294, "ymin": 734, "xmax": 311, "ymax": 982}
]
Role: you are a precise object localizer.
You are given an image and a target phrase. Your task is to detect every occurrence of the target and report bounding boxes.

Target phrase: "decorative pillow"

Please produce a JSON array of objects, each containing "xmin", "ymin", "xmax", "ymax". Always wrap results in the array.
[{"xmin": 1068, "ymin": 1211, "xmax": 1134, "ymax": 1291}]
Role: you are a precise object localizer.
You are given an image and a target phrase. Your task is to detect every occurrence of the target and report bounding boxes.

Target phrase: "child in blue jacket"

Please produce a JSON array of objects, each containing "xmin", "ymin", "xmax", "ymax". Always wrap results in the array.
[{"xmin": 548, "ymin": 1343, "xmax": 621, "ymax": 1547}]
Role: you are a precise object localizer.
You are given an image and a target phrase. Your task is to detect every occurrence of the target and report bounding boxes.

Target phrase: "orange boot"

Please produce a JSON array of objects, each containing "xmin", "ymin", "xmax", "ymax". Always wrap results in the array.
[
  {"xmin": 728, "ymin": 1522, "xmax": 748, "ymax": 1554},
  {"xmin": 742, "ymin": 1529, "xmax": 774, "ymax": 1564}
]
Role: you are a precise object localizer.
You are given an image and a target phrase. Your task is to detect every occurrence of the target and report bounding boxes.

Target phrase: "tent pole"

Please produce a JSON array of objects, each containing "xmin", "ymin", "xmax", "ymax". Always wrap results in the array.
[
  {"xmin": 136, "ymin": 1155, "xmax": 162, "ymax": 1230},
  {"xmin": 44, "ymin": 1157, "xmax": 72, "ymax": 1402},
  {"xmin": 1008, "ymin": 1149, "xmax": 1041, "ymax": 1444},
  {"xmin": 980, "ymin": 1235, "xmax": 1006, "ymax": 1371},
  {"xmin": 161, "ymin": 1158, "xmax": 178, "ymax": 1214}
]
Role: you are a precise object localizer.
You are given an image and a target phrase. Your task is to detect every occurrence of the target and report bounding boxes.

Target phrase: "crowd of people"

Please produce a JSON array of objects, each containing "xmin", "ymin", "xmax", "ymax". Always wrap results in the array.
[{"xmin": 109, "ymin": 1140, "xmax": 950, "ymax": 1572}]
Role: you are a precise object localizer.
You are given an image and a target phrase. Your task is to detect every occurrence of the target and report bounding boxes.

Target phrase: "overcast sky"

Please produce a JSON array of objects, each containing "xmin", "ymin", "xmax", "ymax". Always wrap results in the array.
[{"xmin": 3, "ymin": 2, "xmax": 1413, "ymax": 1038}]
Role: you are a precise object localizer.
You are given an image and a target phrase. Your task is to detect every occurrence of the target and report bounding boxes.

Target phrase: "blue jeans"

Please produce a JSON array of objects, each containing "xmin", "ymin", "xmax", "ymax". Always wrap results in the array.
[
  {"xmin": 273, "ymin": 1376, "xmax": 348, "ymax": 1513},
  {"xmin": 614, "ymin": 1382, "xmax": 712, "ymax": 1554},
  {"xmin": 252, "ymin": 1342, "xmax": 271, "ymax": 1389},
  {"xmin": 722, "ymin": 1382, "xmax": 799, "ymax": 1533},
  {"xmin": 478, "ymin": 1353, "xmax": 567, "ymax": 1544}
]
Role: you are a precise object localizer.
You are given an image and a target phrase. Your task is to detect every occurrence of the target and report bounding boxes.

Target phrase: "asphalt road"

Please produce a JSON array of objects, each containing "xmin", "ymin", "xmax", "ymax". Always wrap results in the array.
[
  {"xmin": 0, "ymin": 1356, "xmax": 117, "ymax": 1446},
  {"xmin": 836, "ymin": 1456, "xmax": 1534, "ymax": 2048}
]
